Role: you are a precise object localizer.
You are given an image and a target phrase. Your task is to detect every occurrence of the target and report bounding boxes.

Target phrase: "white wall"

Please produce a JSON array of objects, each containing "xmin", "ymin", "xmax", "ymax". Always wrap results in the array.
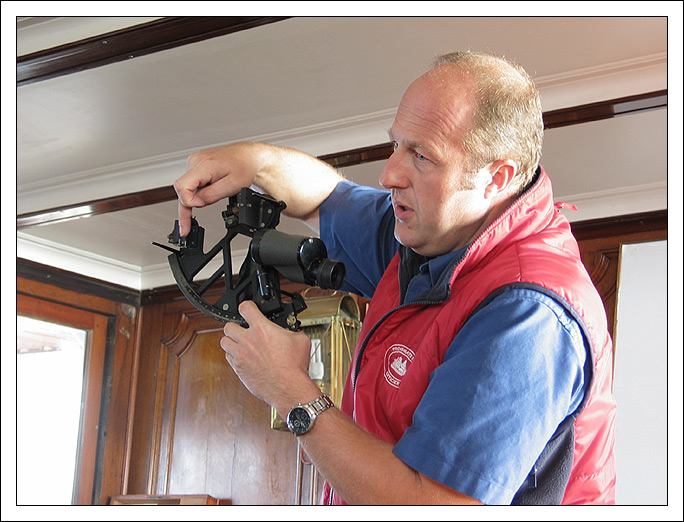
[{"xmin": 613, "ymin": 240, "xmax": 667, "ymax": 505}]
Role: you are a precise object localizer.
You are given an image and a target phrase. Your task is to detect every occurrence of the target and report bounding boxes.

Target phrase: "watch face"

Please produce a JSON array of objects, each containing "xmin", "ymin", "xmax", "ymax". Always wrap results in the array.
[{"xmin": 287, "ymin": 407, "xmax": 312, "ymax": 435}]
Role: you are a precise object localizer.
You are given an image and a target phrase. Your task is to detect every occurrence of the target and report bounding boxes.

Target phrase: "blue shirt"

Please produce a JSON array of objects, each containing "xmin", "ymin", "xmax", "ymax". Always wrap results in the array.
[{"xmin": 320, "ymin": 181, "xmax": 589, "ymax": 504}]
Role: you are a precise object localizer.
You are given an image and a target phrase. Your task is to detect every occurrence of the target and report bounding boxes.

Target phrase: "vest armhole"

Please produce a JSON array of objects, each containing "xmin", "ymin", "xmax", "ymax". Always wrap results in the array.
[{"xmin": 465, "ymin": 282, "xmax": 594, "ymax": 419}]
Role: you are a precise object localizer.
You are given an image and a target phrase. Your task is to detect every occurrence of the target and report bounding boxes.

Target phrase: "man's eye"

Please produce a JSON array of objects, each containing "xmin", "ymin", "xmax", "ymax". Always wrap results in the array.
[{"xmin": 414, "ymin": 152, "xmax": 427, "ymax": 161}]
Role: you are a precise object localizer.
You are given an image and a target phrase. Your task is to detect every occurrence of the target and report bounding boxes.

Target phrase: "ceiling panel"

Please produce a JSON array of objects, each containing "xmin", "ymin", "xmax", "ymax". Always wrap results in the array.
[
  {"xmin": 17, "ymin": 17, "xmax": 666, "ymax": 186},
  {"xmin": 542, "ymin": 107, "xmax": 667, "ymax": 197}
]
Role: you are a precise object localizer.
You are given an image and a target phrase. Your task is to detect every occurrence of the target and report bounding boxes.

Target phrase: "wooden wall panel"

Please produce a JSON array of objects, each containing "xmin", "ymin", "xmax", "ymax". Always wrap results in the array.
[
  {"xmin": 97, "ymin": 301, "xmax": 139, "ymax": 504},
  {"xmin": 127, "ymin": 298, "xmax": 299, "ymax": 504},
  {"xmin": 577, "ymin": 241, "xmax": 621, "ymax": 340},
  {"xmin": 123, "ymin": 304, "xmax": 164, "ymax": 495},
  {"xmin": 165, "ymin": 328, "xmax": 240, "ymax": 496}
]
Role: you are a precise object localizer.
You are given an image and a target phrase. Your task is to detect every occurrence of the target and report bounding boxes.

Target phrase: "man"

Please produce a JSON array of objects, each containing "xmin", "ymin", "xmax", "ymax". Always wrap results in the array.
[{"xmin": 174, "ymin": 51, "xmax": 616, "ymax": 504}]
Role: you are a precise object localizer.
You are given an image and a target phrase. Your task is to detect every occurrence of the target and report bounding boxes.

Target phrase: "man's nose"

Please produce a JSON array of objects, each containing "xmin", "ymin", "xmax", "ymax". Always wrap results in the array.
[{"xmin": 379, "ymin": 151, "xmax": 409, "ymax": 189}]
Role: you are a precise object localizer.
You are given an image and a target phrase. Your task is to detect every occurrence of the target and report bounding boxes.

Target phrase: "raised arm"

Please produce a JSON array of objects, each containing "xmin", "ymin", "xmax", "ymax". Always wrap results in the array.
[{"xmin": 174, "ymin": 142, "xmax": 344, "ymax": 235}]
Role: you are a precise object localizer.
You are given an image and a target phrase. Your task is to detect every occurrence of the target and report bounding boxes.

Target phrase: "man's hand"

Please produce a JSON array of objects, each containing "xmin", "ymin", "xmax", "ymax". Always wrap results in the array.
[
  {"xmin": 175, "ymin": 141, "xmax": 341, "ymax": 236},
  {"xmin": 220, "ymin": 301, "xmax": 321, "ymax": 414},
  {"xmin": 220, "ymin": 303, "xmax": 482, "ymax": 505},
  {"xmin": 174, "ymin": 143, "xmax": 266, "ymax": 236}
]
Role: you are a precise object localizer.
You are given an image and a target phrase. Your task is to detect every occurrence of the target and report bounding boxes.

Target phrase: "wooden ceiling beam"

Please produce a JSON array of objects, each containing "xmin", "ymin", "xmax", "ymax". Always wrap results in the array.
[
  {"xmin": 17, "ymin": 90, "xmax": 667, "ymax": 229},
  {"xmin": 17, "ymin": 16, "xmax": 290, "ymax": 86}
]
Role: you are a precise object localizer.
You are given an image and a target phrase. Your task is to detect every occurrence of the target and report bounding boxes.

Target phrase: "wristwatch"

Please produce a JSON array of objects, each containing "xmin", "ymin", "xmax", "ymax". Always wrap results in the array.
[{"xmin": 286, "ymin": 394, "xmax": 334, "ymax": 436}]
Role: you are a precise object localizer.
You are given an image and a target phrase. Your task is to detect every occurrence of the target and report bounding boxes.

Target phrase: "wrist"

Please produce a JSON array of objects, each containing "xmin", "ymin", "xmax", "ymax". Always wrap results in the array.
[
  {"xmin": 274, "ymin": 376, "xmax": 323, "ymax": 419},
  {"xmin": 285, "ymin": 394, "xmax": 335, "ymax": 436}
]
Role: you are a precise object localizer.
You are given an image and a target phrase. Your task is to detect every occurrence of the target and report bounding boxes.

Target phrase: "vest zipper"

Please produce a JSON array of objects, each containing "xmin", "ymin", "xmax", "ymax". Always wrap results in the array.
[
  {"xmin": 352, "ymin": 240, "xmax": 476, "ymax": 392},
  {"xmin": 328, "ymin": 302, "xmax": 437, "ymax": 506},
  {"xmin": 337, "ymin": 297, "xmax": 448, "ymax": 506},
  {"xmin": 352, "ymin": 298, "xmax": 441, "ymax": 392}
]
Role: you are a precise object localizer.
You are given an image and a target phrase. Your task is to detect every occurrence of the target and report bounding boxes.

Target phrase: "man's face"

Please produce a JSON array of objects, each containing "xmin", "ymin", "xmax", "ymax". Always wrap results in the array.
[{"xmin": 380, "ymin": 69, "xmax": 492, "ymax": 257}]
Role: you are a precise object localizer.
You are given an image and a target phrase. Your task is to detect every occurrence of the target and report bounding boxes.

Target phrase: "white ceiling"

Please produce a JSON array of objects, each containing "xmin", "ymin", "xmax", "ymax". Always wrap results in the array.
[{"xmin": 14, "ymin": 16, "xmax": 670, "ymax": 290}]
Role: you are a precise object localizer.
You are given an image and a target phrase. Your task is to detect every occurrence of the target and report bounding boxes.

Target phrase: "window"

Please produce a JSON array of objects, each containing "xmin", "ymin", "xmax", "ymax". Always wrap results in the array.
[
  {"xmin": 17, "ymin": 317, "xmax": 88, "ymax": 504},
  {"xmin": 16, "ymin": 295, "xmax": 108, "ymax": 505}
]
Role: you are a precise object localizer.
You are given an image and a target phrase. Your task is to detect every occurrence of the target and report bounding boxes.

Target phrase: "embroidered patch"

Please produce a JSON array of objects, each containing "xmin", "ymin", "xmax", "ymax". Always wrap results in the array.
[{"xmin": 383, "ymin": 344, "xmax": 415, "ymax": 388}]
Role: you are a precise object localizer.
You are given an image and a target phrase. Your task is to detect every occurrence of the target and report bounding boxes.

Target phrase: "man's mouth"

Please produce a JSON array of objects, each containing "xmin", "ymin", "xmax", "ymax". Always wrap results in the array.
[{"xmin": 393, "ymin": 201, "xmax": 414, "ymax": 222}]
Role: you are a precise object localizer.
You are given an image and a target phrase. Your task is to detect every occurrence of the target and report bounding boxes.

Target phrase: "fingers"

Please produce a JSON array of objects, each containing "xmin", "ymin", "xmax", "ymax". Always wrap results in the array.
[
  {"xmin": 174, "ymin": 167, "xmax": 209, "ymax": 236},
  {"xmin": 219, "ymin": 334, "xmax": 232, "ymax": 352},
  {"xmin": 221, "ymin": 302, "xmax": 272, "ymax": 369},
  {"xmin": 174, "ymin": 163, "xmax": 214, "ymax": 207},
  {"xmin": 219, "ymin": 335, "xmax": 237, "ymax": 367},
  {"xmin": 177, "ymin": 201, "xmax": 194, "ymax": 237},
  {"xmin": 221, "ymin": 322, "xmax": 244, "ymax": 362},
  {"xmin": 223, "ymin": 321, "xmax": 243, "ymax": 342},
  {"xmin": 174, "ymin": 169, "xmax": 242, "ymax": 236},
  {"xmin": 174, "ymin": 157, "xmax": 228, "ymax": 236},
  {"xmin": 238, "ymin": 300, "xmax": 268, "ymax": 328},
  {"xmin": 174, "ymin": 144, "xmax": 261, "ymax": 236}
]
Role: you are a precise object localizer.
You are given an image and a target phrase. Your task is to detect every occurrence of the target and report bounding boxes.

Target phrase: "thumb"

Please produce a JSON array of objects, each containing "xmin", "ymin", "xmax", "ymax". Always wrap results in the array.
[{"xmin": 238, "ymin": 300, "xmax": 268, "ymax": 328}]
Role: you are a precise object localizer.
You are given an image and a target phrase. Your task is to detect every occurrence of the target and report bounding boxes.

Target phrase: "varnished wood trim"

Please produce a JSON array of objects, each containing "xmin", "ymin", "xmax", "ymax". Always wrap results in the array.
[
  {"xmin": 16, "ymin": 90, "xmax": 667, "ymax": 230},
  {"xmin": 76, "ymin": 313, "xmax": 109, "ymax": 504},
  {"xmin": 159, "ymin": 353, "xmax": 182, "ymax": 495},
  {"xmin": 140, "ymin": 284, "xmax": 193, "ymax": 307},
  {"xmin": 572, "ymin": 209, "xmax": 667, "ymax": 344},
  {"xmin": 93, "ymin": 314, "xmax": 132, "ymax": 505},
  {"xmin": 570, "ymin": 209, "xmax": 667, "ymax": 241},
  {"xmin": 17, "ymin": 17, "xmax": 290, "ymax": 86},
  {"xmin": 148, "ymin": 327, "xmax": 170, "ymax": 494},
  {"xmin": 543, "ymin": 90, "xmax": 667, "ymax": 129},
  {"xmin": 18, "ymin": 276, "xmax": 116, "ymax": 316},
  {"xmin": 319, "ymin": 142, "xmax": 395, "ymax": 169},
  {"xmin": 121, "ymin": 306, "xmax": 145, "ymax": 496},
  {"xmin": 124, "ymin": 305, "xmax": 165, "ymax": 495},
  {"xmin": 17, "ymin": 186, "xmax": 177, "ymax": 229},
  {"xmin": 17, "ymin": 258, "xmax": 140, "ymax": 305}
]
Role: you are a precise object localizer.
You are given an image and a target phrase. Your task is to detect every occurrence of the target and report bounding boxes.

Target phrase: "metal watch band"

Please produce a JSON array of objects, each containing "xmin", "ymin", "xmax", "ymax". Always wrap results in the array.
[{"xmin": 308, "ymin": 394, "xmax": 334, "ymax": 415}]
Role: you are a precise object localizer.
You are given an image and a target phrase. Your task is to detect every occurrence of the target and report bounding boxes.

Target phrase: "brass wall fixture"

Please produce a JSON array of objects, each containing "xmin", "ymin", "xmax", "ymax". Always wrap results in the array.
[{"xmin": 270, "ymin": 291, "xmax": 362, "ymax": 504}]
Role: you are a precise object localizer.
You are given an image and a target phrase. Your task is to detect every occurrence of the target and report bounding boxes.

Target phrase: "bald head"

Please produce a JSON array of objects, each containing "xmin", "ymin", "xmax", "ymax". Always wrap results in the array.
[
  {"xmin": 397, "ymin": 66, "xmax": 477, "ymax": 170},
  {"xmin": 424, "ymin": 51, "xmax": 544, "ymax": 191}
]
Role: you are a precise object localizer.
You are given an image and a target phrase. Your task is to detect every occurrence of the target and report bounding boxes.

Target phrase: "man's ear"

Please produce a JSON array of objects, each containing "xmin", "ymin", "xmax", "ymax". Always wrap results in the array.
[{"xmin": 484, "ymin": 160, "xmax": 518, "ymax": 200}]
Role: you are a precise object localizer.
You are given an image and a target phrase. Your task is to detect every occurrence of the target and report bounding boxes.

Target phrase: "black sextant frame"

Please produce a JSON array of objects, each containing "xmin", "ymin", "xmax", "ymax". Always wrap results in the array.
[{"xmin": 154, "ymin": 188, "xmax": 344, "ymax": 331}]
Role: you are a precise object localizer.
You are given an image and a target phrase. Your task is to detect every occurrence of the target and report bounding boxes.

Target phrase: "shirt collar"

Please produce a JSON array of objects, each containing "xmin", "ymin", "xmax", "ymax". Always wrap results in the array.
[{"xmin": 420, "ymin": 244, "xmax": 469, "ymax": 289}]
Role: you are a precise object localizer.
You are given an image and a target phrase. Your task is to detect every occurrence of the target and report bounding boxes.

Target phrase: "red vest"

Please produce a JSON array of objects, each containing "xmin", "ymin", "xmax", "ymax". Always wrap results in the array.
[{"xmin": 323, "ymin": 169, "xmax": 616, "ymax": 505}]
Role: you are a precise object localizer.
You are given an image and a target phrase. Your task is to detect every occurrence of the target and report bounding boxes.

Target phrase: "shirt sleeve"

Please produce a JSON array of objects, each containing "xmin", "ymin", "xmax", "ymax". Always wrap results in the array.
[
  {"xmin": 319, "ymin": 180, "xmax": 399, "ymax": 298},
  {"xmin": 392, "ymin": 287, "xmax": 589, "ymax": 505}
]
